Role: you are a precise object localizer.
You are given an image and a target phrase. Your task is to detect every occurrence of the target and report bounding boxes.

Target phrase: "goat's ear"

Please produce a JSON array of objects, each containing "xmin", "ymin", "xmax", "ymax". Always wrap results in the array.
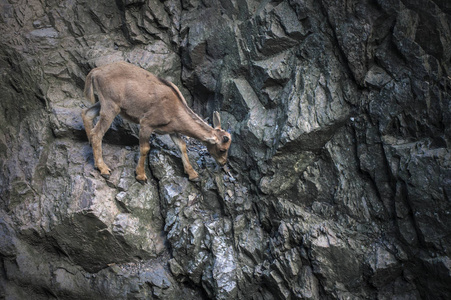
[{"xmin": 213, "ymin": 111, "xmax": 221, "ymax": 129}]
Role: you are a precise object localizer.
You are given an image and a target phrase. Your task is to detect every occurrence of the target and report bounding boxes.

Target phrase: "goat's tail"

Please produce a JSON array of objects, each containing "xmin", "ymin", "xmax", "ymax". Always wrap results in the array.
[{"xmin": 84, "ymin": 70, "xmax": 96, "ymax": 104}]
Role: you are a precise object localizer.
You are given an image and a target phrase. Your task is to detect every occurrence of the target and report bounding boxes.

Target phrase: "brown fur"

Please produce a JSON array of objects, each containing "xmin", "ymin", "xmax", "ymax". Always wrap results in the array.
[{"xmin": 81, "ymin": 61, "xmax": 232, "ymax": 182}]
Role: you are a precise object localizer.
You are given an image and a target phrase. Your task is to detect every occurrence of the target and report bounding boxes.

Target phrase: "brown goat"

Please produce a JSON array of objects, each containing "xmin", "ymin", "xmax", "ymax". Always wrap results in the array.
[{"xmin": 81, "ymin": 61, "xmax": 231, "ymax": 182}]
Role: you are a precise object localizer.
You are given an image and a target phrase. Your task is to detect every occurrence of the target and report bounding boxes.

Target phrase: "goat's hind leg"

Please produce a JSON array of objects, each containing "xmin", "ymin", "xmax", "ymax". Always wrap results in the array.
[
  {"xmin": 170, "ymin": 133, "xmax": 199, "ymax": 181},
  {"xmin": 91, "ymin": 106, "xmax": 118, "ymax": 179},
  {"xmin": 81, "ymin": 102, "xmax": 101, "ymax": 143}
]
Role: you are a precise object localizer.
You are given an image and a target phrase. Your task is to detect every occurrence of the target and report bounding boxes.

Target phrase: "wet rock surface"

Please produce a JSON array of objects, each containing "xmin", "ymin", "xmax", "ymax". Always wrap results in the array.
[{"xmin": 1, "ymin": 0, "xmax": 450, "ymax": 299}]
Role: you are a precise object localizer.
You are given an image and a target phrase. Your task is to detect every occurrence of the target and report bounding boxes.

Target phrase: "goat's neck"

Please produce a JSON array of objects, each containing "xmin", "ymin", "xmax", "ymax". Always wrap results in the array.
[{"xmin": 177, "ymin": 109, "xmax": 216, "ymax": 143}]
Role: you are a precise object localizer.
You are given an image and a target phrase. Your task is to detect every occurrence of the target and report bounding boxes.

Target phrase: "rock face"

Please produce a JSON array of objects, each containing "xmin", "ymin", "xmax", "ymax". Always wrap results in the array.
[{"xmin": 1, "ymin": 0, "xmax": 450, "ymax": 299}]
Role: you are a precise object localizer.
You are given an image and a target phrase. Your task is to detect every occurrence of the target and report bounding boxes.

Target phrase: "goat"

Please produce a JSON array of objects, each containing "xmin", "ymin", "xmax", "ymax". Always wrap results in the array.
[{"xmin": 81, "ymin": 61, "xmax": 232, "ymax": 182}]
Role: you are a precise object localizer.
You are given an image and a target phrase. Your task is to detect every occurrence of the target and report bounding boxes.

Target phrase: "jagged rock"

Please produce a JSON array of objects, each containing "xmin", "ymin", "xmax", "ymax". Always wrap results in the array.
[{"xmin": 1, "ymin": 0, "xmax": 450, "ymax": 299}]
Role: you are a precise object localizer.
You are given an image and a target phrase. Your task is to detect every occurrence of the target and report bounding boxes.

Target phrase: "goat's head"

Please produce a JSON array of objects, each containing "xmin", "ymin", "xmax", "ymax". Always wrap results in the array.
[{"xmin": 206, "ymin": 111, "xmax": 232, "ymax": 166}]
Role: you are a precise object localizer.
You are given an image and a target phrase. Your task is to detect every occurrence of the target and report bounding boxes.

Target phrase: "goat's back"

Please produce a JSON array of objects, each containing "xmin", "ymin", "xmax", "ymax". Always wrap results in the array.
[{"xmin": 86, "ymin": 61, "xmax": 184, "ymax": 125}]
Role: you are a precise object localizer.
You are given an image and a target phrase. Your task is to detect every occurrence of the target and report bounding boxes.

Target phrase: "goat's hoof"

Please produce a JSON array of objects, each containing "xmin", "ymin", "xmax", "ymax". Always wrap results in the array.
[
  {"xmin": 189, "ymin": 176, "xmax": 200, "ymax": 182},
  {"xmin": 135, "ymin": 174, "xmax": 148, "ymax": 184},
  {"xmin": 137, "ymin": 178, "xmax": 147, "ymax": 185},
  {"xmin": 101, "ymin": 173, "xmax": 110, "ymax": 180}
]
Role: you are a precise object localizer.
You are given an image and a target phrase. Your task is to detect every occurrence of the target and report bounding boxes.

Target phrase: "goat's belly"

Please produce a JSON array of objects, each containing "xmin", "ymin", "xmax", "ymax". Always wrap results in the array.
[
  {"xmin": 154, "ymin": 129, "xmax": 170, "ymax": 135},
  {"xmin": 153, "ymin": 125, "xmax": 175, "ymax": 135},
  {"xmin": 119, "ymin": 111, "xmax": 140, "ymax": 124}
]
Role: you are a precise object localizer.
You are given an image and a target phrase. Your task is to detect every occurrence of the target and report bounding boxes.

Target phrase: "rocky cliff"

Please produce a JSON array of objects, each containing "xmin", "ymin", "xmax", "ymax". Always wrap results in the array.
[{"xmin": 1, "ymin": 0, "xmax": 450, "ymax": 299}]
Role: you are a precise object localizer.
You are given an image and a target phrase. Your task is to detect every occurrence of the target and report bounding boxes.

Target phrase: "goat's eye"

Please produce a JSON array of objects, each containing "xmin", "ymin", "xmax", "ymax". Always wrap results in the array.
[{"xmin": 220, "ymin": 149, "xmax": 227, "ymax": 153}]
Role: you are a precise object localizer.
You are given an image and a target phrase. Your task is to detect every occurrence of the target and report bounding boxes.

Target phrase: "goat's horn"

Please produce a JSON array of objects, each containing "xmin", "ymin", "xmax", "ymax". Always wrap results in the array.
[{"xmin": 213, "ymin": 111, "xmax": 221, "ymax": 129}]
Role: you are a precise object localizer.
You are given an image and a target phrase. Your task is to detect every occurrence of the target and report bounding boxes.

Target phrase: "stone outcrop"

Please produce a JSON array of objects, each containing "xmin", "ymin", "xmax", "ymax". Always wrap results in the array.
[{"xmin": 0, "ymin": 0, "xmax": 450, "ymax": 299}]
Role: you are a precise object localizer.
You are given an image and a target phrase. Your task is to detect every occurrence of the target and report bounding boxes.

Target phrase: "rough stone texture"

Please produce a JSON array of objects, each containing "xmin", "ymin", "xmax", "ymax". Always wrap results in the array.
[{"xmin": 0, "ymin": 0, "xmax": 450, "ymax": 299}]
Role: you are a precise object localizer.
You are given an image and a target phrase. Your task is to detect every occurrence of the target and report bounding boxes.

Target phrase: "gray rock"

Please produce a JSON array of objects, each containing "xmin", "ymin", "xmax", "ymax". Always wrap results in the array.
[{"xmin": 1, "ymin": 0, "xmax": 450, "ymax": 299}]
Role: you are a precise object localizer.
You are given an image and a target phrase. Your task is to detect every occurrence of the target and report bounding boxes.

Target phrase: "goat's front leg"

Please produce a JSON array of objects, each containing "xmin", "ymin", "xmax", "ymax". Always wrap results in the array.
[
  {"xmin": 170, "ymin": 133, "xmax": 199, "ymax": 181},
  {"xmin": 136, "ymin": 125, "xmax": 153, "ymax": 183}
]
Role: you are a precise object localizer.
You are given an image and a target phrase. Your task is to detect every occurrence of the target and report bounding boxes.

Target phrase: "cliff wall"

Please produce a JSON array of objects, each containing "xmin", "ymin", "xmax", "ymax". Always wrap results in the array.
[{"xmin": 0, "ymin": 0, "xmax": 450, "ymax": 299}]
